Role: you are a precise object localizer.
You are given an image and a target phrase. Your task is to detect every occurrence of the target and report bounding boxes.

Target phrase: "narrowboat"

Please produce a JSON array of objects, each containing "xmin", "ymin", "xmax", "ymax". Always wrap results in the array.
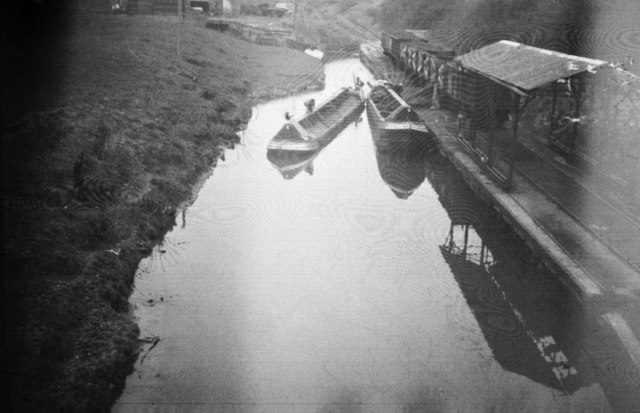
[
  {"xmin": 267, "ymin": 87, "xmax": 364, "ymax": 152},
  {"xmin": 366, "ymin": 82, "xmax": 433, "ymax": 153}
]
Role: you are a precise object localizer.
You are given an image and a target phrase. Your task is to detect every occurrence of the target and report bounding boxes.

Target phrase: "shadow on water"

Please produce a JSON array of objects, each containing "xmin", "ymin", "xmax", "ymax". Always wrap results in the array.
[
  {"xmin": 422, "ymin": 152, "xmax": 640, "ymax": 411},
  {"xmin": 371, "ymin": 129, "xmax": 437, "ymax": 199},
  {"xmin": 267, "ymin": 149, "xmax": 321, "ymax": 180}
]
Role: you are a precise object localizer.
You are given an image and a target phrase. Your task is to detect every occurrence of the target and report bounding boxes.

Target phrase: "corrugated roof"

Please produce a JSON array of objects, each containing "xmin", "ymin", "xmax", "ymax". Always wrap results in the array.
[{"xmin": 455, "ymin": 40, "xmax": 608, "ymax": 91}]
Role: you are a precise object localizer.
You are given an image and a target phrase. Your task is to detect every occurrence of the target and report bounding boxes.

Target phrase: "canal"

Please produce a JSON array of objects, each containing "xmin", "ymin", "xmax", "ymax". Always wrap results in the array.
[{"xmin": 114, "ymin": 59, "xmax": 635, "ymax": 412}]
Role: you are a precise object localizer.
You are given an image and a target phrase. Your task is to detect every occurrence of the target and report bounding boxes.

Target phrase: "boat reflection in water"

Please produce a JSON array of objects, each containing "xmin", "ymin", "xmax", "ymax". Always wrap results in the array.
[
  {"xmin": 367, "ymin": 81, "xmax": 437, "ymax": 199},
  {"xmin": 427, "ymin": 154, "xmax": 640, "ymax": 410},
  {"xmin": 372, "ymin": 130, "xmax": 436, "ymax": 199},
  {"xmin": 266, "ymin": 149, "xmax": 320, "ymax": 180},
  {"xmin": 266, "ymin": 115, "xmax": 363, "ymax": 180}
]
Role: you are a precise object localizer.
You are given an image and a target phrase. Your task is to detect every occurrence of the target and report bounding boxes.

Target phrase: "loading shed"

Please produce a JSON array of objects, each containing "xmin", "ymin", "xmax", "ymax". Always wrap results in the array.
[{"xmin": 454, "ymin": 40, "xmax": 608, "ymax": 189}]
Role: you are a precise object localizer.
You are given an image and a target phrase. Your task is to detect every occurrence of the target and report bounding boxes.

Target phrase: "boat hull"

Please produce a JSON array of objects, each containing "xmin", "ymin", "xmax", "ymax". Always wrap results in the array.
[
  {"xmin": 267, "ymin": 88, "xmax": 364, "ymax": 152},
  {"xmin": 366, "ymin": 101, "xmax": 432, "ymax": 153},
  {"xmin": 267, "ymin": 139, "xmax": 321, "ymax": 152}
]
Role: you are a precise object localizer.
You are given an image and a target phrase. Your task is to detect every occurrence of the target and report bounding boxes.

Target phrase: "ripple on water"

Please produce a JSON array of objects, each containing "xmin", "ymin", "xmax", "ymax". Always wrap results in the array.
[
  {"xmin": 444, "ymin": 295, "xmax": 486, "ymax": 350},
  {"xmin": 363, "ymin": 237, "xmax": 449, "ymax": 308},
  {"xmin": 444, "ymin": 254, "xmax": 531, "ymax": 355},
  {"xmin": 326, "ymin": 196, "xmax": 400, "ymax": 243},
  {"xmin": 188, "ymin": 183, "xmax": 309, "ymax": 231},
  {"xmin": 411, "ymin": 211, "xmax": 453, "ymax": 245}
]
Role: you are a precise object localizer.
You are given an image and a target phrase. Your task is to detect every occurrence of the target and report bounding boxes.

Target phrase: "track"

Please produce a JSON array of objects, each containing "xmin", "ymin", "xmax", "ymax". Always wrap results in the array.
[{"xmin": 513, "ymin": 142, "xmax": 640, "ymax": 271}]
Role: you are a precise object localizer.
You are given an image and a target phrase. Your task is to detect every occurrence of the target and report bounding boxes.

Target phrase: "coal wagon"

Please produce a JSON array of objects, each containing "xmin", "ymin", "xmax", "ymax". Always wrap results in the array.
[{"xmin": 381, "ymin": 30, "xmax": 509, "ymax": 129}]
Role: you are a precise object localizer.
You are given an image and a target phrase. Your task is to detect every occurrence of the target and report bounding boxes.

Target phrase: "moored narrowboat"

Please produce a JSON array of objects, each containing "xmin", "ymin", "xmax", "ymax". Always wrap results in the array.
[
  {"xmin": 267, "ymin": 87, "xmax": 364, "ymax": 152},
  {"xmin": 366, "ymin": 82, "xmax": 433, "ymax": 153}
]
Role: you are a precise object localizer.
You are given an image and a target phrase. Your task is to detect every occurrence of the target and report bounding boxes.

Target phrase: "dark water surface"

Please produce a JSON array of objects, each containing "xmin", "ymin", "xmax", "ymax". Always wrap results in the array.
[{"xmin": 114, "ymin": 60, "xmax": 635, "ymax": 412}]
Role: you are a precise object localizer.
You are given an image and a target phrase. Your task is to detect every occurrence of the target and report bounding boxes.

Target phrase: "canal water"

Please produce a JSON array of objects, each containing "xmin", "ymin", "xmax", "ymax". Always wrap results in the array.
[{"xmin": 114, "ymin": 59, "xmax": 634, "ymax": 412}]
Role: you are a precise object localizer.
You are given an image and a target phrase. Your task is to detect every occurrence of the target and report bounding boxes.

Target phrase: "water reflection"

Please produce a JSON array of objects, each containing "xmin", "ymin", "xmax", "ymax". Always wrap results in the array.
[
  {"xmin": 267, "ymin": 149, "xmax": 319, "ymax": 180},
  {"xmin": 428, "ymin": 155, "xmax": 589, "ymax": 393},
  {"xmin": 426, "ymin": 153, "xmax": 640, "ymax": 410},
  {"xmin": 440, "ymin": 242, "xmax": 586, "ymax": 393},
  {"xmin": 266, "ymin": 108, "xmax": 363, "ymax": 181},
  {"xmin": 115, "ymin": 59, "xmax": 640, "ymax": 412},
  {"xmin": 372, "ymin": 132, "xmax": 435, "ymax": 199}
]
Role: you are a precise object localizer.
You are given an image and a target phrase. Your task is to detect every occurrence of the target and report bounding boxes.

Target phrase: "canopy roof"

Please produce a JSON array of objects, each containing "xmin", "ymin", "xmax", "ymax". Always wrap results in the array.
[{"xmin": 456, "ymin": 40, "xmax": 607, "ymax": 92}]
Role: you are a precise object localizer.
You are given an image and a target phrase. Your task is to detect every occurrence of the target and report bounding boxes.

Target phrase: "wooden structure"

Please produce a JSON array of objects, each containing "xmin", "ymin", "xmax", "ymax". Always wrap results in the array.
[
  {"xmin": 267, "ymin": 88, "xmax": 364, "ymax": 152},
  {"xmin": 381, "ymin": 31, "xmax": 457, "ymax": 75},
  {"xmin": 454, "ymin": 40, "xmax": 607, "ymax": 189},
  {"xmin": 206, "ymin": 19, "xmax": 291, "ymax": 46},
  {"xmin": 374, "ymin": 32, "xmax": 628, "ymax": 191},
  {"xmin": 381, "ymin": 30, "xmax": 469, "ymax": 113},
  {"xmin": 206, "ymin": 18, "xmax": 313, "ymax": 50},
  {"xmin": 126, "ymin": 0, "xmax": 185, "ymax": 14}
]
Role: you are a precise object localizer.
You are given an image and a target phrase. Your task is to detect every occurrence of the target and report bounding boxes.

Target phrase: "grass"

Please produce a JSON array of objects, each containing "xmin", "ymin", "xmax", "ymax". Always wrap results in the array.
[{"xmin": 2, "ymin": 8, "xmax": 323, "ymax": 412}]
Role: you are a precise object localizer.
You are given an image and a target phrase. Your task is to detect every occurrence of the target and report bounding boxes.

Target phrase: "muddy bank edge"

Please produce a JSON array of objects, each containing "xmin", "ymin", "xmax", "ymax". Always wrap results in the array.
[{"xmin": 2, "ymin": 10, "xmax": 323, "ymax": 412}]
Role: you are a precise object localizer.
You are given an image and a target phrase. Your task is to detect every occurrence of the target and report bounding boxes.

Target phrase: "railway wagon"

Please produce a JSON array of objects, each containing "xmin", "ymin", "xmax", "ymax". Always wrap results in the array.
[
  {"xmin": 381, "ymin": 31, "xmax": 420, "ymax": 64},
  {"xmin": 381, "ymin": 30, "xmax": 508, "ymax": 129},
  {"xmin": 381, "ymin": 30, "xmax": 459, "ymax": 106},
  {"xmin": 382, "ymin": 31, "xmax": 456, "ymax": 74}
]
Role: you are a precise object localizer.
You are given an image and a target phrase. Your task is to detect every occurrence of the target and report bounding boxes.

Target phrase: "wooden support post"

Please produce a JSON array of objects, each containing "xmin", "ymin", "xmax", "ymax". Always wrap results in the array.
[
  {"xmin": 487, "ymin": 109, "xmax": 494, "ymax": 167},
  {"xmin": 569, "ymin": 75, "xmax": 583, "ymax": 153},
  {"xmin": 548, "ymin": 81, "xmax": 558, "ymax": 146},
  {"xmin": 448, "ymin": 225, "xmax": 454, "ymax": 250},
  {"xmin": 506, "ymin": 93, "xmax": 521, "ymax": 190},
  {"xmin": 463, "ymin": 224, "xmax": 469, "ymax": 258},
  {"xmin": 455, "ymin": 64, "xmax": 462, "ymax": 118}
]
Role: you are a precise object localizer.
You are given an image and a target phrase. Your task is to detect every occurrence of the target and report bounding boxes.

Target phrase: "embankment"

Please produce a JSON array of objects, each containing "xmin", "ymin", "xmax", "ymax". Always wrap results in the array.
[{"xmin": 2, "ymin": 9, "xmax": 322, "ymax": 412}]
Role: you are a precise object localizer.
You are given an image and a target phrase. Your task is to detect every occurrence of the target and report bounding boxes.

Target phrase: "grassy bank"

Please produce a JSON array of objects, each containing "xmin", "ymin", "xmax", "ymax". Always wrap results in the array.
[
  {"xmin": 2, "ymin": 9, "xmax": 322, "ymax": 412},
  {"xmin": 237, "ymin": 0, "xmax": 379, "ymax": 49}
]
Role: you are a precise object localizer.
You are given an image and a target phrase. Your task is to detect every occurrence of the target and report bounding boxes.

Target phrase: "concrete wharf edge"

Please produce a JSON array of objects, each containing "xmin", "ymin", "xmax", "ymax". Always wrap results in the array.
[
  {"xmin": 358, "ymin": 43, "xmax": 640, "ymax": 376},
  {"xmin": 421, "ymin": 112, "xmax": 640, "ymax": 381},
  {"xmin": 429, "ymin": 121, "xmax": 604, "ymax": 299}
]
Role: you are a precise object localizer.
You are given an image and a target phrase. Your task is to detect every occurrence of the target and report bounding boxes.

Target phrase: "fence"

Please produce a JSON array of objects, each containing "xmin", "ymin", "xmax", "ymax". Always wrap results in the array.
[{"xmin": 207, "ymin": 19, "xmax": 300, "ymax": 49}]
